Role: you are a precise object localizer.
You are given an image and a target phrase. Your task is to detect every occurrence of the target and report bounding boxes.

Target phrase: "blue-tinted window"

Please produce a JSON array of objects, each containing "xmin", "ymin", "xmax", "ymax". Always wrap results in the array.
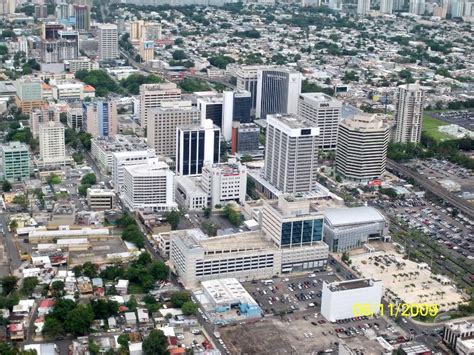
[
  {"xmin": 291, "ymin": 221, "xmax": 302, "ymax": 245},
  {"xmin": 281, "ymin": 222, "xmax": 292, "ymax": 246}
]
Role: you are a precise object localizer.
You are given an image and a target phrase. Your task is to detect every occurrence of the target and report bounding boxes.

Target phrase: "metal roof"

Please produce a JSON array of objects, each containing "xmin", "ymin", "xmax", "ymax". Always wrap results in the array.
[{"xmin": 324, "ymin": 207, "xmax": 385, "ymax": 227}]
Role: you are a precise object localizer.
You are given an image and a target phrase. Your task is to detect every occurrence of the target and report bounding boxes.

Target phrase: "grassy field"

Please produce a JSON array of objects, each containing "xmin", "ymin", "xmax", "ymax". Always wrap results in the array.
[{"xmin": 422, "ymin": 113, "xmax": 452, "ymax": 141}]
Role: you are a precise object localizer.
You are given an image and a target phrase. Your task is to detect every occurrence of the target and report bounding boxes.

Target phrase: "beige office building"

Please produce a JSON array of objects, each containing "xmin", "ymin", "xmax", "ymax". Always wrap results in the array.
[{"xmin": 139, "ymin": 82, "xmax": 181, "ymax": 128}]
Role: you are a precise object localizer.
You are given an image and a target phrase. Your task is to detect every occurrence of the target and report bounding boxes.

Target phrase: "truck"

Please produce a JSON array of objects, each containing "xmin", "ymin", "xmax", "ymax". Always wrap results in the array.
[
  {"xmin": 262, "ymin": 280, "xmax": 274, "ymax": 285},
  {"xmin": 214, "ymin": 331, "xmax": 221, "ymax": 339}
]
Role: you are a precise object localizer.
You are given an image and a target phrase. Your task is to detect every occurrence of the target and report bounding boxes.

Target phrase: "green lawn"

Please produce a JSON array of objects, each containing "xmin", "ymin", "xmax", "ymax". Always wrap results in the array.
[{"xmin": 422, "ymin": 113, "xmax": 452, "ymax": 141}]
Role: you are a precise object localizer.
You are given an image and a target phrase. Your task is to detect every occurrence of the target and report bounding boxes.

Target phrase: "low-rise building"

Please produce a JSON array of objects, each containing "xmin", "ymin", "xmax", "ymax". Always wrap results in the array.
[
  {"xmin": 1, "ymin": 142, "xmax": 30, "ymax": 182},
  {"xmin": 175, "ymin": 176, "xmax": 207, "ymax": 211},
  {"xmin": 443, "ymin": 320, "xmax": 474, "ymax": 351},
  {"xmin": 87, "ymin": 188, "xmax": 115, "ymax": 210},
  {"xmin": 321, "ymin": 278, "xmax": 383, "ymax": 322},
  {"xmin": 323, "ymin": 207, "xmax": 389, "ymax": 252}
]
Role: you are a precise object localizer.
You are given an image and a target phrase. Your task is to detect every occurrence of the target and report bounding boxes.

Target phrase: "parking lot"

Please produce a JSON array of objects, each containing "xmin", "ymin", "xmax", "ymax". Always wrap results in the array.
[
  {"xmin": 431, "ymin": 110, "xmax": 474, "ymax": 130},
  {"xmin": 407, "ymin": 158, "xmax": 474, "ymax": 194},
  {"xmin": 243, "ymin": 271, "xmax": 341, "ymax": 316},
  {"xmin": 373, "ymin": 195, "xmax": 473, "ymax": 260}
]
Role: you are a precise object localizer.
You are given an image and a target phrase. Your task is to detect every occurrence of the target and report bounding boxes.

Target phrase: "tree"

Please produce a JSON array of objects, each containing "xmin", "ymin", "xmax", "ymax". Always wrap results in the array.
[
  {"xmin": 1, "ymin": 276, "xmax": 18, "ymax": 295},
  {"xmin": 164, "ymin": 210, "xmax": 181, "ymax": 230},
  {"xmin": 8, "ymin": 220, "xmax": 18, "ymax": 232},
  {"xmin": 91, "ymin": 299, "xmax": 119, "ymax": 320},
  {"xmin": 143, "ymin": 329, "xmax": 169, "ymax": 355},
  {"xmin": 81, "ymin": 173, "xmax": 97, "ymax": 186},
  {"xmin": 82, "ymin": 262, "xmax": 98, "ymax": 278},
  {"xmin": 64, "ymin": 304, "xmax": 94, "ymax": 335},
  {"xmin": 172, "ymin": 50, "xmax": 187, "ymax": 61},
  {"xmin": 181, "ymin": 301, "xmax": 198, "ymax": 315},
  {"xmin": 170, "ymin": 291, "xmax": 190, "ymax": 308},
  {"xmin": 42, "ymin": 317, "xmax": 64, "ymax": 338},
  {"xmin": 47, "ymin": 173, "xmax": 61, "ymax": 185},
  {"xmin": 51, "ymin": 280, "xmax": 65, "ymax": 297},
  {"xmin": 117, "ymin": 334, "xmax": 130, "ymax": 351},
  {"xmin": 20, "ymin": 277, "xmax": 38, "ymax": 296},
  {"xmin": 203, "ymin": 207, "xmax": 212, "ymax": 218},
  {"xmin": 2, "ymin": 180, "xmax": 12, "ymax": 192},
  {"xmin": 240, "ymin": 154, "xmax": 253, "ymax": 163},
  {"xmin": 222, "ymin": 204, "xmax": 241, "ymax": 226}
]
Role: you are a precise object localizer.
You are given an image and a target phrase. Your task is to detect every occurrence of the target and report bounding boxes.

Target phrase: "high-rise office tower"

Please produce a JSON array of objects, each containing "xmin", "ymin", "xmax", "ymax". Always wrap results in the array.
[
  {"xmin": 256, "ymin": 68, "xmax": 302, "ymax": 119},
  {"xmin": 393, "ymin": 82, "xmax": 424, "ymax": 144},
  {"xmin": 123, "ymin": 159, "xmax": 177, "ymax": 212},
  {"xmin": 40, "ymin": 23, "xmax": 79, "ymax": 63},
  {"xmin": 336, "ymin": 114, "xmax": 390, "ymax": 182},
  {"xmin": 298, "ymin": 93, "xmax": 342, "ymax": 151},
  {"xmin": 98, "ymin": 24, "xmax": 118, "ymax": 61},
  {"xmin": 147, "ymin": 101, "xmax": 200, "ymax": 158},
  {"xmin": 409, "ymin": 0, "xmax": 425, "ymax": 14},
  {"xmin": 67, "ymin": 106, "xmax": 84, "ymax": 131},
  {"xmin": 231, "ymin": 122, "xmax": 260, "ymax": 154},
  {"xmin": 235, "ymin": 65, "xmax": 262, "ymax": 110},
  {"xmin": 139, "ymin": 83, "xmax": 181, "ymax": 128},
  {"xmin": 74, "ymin": 5, "xmax": 90, "ymax": 31},
  {"xmin": 39, "ymin": 122, "xmax": 67, "ymax": 166},
  {"xmin": 264, "ymin": 114, "xmax": 320, "ymax": 194},
  {"xmin": 1, "ymin": 142, "xmax": 30, "ymax": 182},
  {"xmin": 221, "ymin": 91, "xmax": 251, "ymax": 140},
  {"xmin": 175, "ymin": 119, "xmax": 221, "ymax": 176},
  {"xmin": 380, "ymin": 0, "xmax": 393, "ymax": 13},
  {"xmin": 195, "ymin": 92, "xmax": 232, "ymax": 139},
  {"xmin": 357, "ymin": 0, "xmax": 371, "ymax": 14}
]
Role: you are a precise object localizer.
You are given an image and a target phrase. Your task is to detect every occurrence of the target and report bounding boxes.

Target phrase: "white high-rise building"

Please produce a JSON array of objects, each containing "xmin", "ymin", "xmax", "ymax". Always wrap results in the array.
[
  {"xmin": 147, "ymin": 101, "xmax": 200, "ymax": 158},
  {"xmin": 336, "ymin": 114, "xmax": 390, "ymax": 182},
  {"xmin": 393, "ymin": 82, "xmax": 424, "ymax": 144},
  {"xmin": 123, "ymin": 159, "xmax": 177, "ymax": 212},
  {"xmin": 357, "ymin": 0, "xmax": 371, "ymax": 14},
  {"xmin": 298, "ymin": 93, "xmax": 342, "ymax": 151},
  {"xmin": 321, "ymin": 279, "xmax": 383, "ymax": 322},
  {"xmin": 380, "ymin": 0, "xmax": 393, "ymax": 13},
  {"xmin": 409, "ymin": 0, "xmax": 425, "ymax": 14},
  {"xmin": 175, "ymin": 119, "xmax": 220, "ymax": 176},
  {"xmin": 98, "ymin": 23, "xmax": 118, "ymax": 61},
  {"xmin": 235, "ymin": 65, "xmax": 264, "ymax": 110},
  {"xmin": 39, "ymin": 121, "xmax": 67, "ymax": 166},
  {"xmin": 264, "ymin": 114, "xmax": 319, "ymax": 194},
  {"xmin": 201, "ymin": 161, "xmax": 247, "ymax": 207},
  {"xmin": 139, "ymin": 83, "xmax": 181, "ymax": 128},
  {"xmin": 111, "ymin": 149, "xmax": 157, "ymax": 192},
  {"xmin": 256, "ymin": 68, "xmax": 302, "ymax": 119}
]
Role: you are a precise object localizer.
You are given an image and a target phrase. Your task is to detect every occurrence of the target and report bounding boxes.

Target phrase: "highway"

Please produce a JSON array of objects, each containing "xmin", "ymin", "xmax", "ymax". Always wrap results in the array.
[
  {"xmin": 386, "ymin": 160, "xmax": 474, "ymax": 220},
  {"xmin": 119, "ymin": 49, "xmax": 236, "ymax": 90}
]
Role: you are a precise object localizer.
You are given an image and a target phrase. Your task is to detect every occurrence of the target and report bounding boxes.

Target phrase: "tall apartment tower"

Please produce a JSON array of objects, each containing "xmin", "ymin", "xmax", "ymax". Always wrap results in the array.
[
  {"xmin": 98, "ymin": 24, "xmax": 118, "ymax": 61},
  {"xmin": 409, "ymin": 0, "xmax": 425, "ymax": 14},
  {"xmin": 256, "ymin": 68, "xmax": 302, "ymax": 119},
  {"xmin": 393, "ymin": 82, "xmax": 424, "ymax": 144},
  {"xmin": 30, "ymin": 105, "xmax": 60, "ymax": 139},
  {"xmin": 380, "ymin": 0, "xmax": 393, "ymax": 13},
  {"xmin": 264, "ymin": 114, "xmax": 320, "ymax": 194},
  {"xmin": 336, "ymin": 114, "xmax": 390, "ymax": 182},
  {"xmin": 74, "ymin": 5, "xmax": 90, "ymax": 31},
  {"xmin": 298, "ymin": 93, "xmax": 342, "ymax": 151},
  {"xmin": 39, "ymin": 121, "xmax": 67, "ymax": 166},
  {"xmin": 84, "ymin": 100, "xmax": 117, "ymax": 137},
  {"xmin": 176, "ymin": 119, "xmax": 221, "ymax": 176},
  {"xmin": 357, "ymin": 0, "xmax": 371, "ymax": 14},
  {"xmin": 147, "ymin": 101, "xmax": 200, "ymax": 158},
  {"xmin": 139, "ymin": 83, "xmax": 181, "ymax": 128},
  {"xmin": 130, "ymin": 20, "xmax": 145, "ymax": 41}
]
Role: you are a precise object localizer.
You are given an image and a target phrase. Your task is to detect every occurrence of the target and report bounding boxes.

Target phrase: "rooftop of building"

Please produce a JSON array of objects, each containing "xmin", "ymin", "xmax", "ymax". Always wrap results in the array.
[
  {"xmin": 1, "ymin": 141, "xmax": 29, "ymax": 152},
  {"xmin": 299, "ymin": 92, "xmax": 338, "ymax": 102},
  {"xmin": 326, "ymin": 278, "xmax": 379, "ymax": 292},
  {"xmin": 175, "ymin": 176, "xmax": 206, "ymax": 195},
  {"xmin": 324, "ymin": 206, "xmax": 386, "ymax": 227},
  {"xmin": 92, "ymin": 135, "xmax": 149, "ymax": 153},
  {"xmin": 201, "ymin": 278, "xmax": 258, "ymax": 306},
  {"xmin": 445, "ymin": 320, "xmax": 474, "ymax": 334},
  {"xmin": 340, "ymin": 113, "xmax": 390, "ymax": 132},
  {"xmin": 203, "ymin": 161, "xmax": 245, "ymax": 175},
  {"xmin": 178, "ymin": 229, "xmax": 276, "ymax": 253},
  {"xmin": 267, "ymin": 113, "xmax": 317, "ymax": 130},
  {"xmin": 124, "ymin": 160, "xmax": 171, "ymax": 176},
  {"xmin": 265, "ymin": 194, "xmax": 324, "ymax": 218}
]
